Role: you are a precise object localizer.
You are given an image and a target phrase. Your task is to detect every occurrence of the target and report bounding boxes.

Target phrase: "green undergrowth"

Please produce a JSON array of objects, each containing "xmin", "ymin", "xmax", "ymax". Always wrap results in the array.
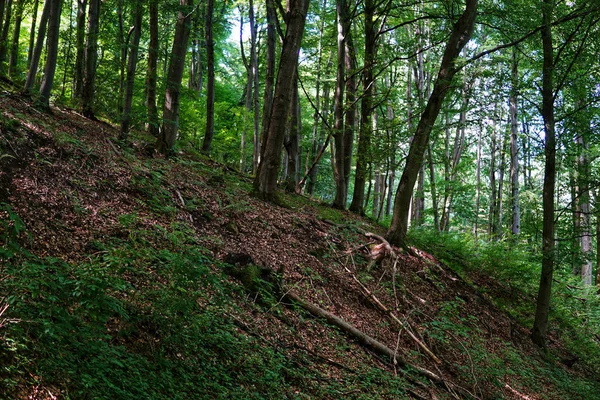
[
  {"xmin": 0, "ymin": 204, "xmax": 414, "ymax": 399},
  {"xmin": 408, "ymin": 227, "xmax": 600, "ymax": 398}
]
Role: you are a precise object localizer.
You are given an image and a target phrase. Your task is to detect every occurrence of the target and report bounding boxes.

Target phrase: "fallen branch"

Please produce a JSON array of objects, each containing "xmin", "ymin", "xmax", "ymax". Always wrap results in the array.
[
  {"xmin": 284, "ymin": 290, "xmax": 442, "ymax": 383},
  {"xmin": 342, "ymin": 264, "xmax": 442, "ymax": 365}
]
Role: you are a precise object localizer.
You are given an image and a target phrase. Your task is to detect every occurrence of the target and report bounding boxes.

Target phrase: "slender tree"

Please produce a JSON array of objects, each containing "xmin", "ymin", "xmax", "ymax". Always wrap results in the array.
[
  {"xmin": 201, "ymin": 0, "xmax": 215, "ymax": 154},
  {"xmin": 146, "ymin": 0, "xmax": 159, "ymax": 137},
  {"xmin": 387, "ymin": 0, "xmax": 478, "ymax": 247},
  {"xmin": 38, "ymin": 0, "xmax": 63, "ymax": 109},
  {"xmin": 23, "ymin": 0, "xmax": 50, "ymax": 95},
  {"xmin": 8, "ymin": 0, "xmax": 24, "ymax": 77},
  {"xmin": 26, "ymin": 0, "xmax": 39, "ymax": 69},
  {"xmin": 81, "ymin": 0, "xmax": 100, "ymax": 119},
  {"xmin": 531, "ymin": 0, "xmax": 556, "ymax": 349},
  {"xmin": 156, "ymin": 0, "xmax": 194, "ymax": 154},
  {"xmin": 253, "ymin": 0, "xmax": 310, "ymax": 201},
  {"xmin": 0, "ymin": 0, "xmax": 13, "ymax": 73},
  {"xmin": 119, "ymin": 0, "xmax": 143, "ymax": 139},
  {"xmin": 509, "ymin": 48, "xmax": 520, "ymax": 237}
]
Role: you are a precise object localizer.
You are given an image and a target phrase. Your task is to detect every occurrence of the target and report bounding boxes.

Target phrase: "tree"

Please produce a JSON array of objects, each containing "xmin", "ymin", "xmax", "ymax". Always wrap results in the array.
[
  {"xmin": 201, "ymin": 0, "xmax": 215, "ymax": 154},
  {"xmin": 386, "ymin": 0, "xmax": 478, "ymax": 247},
  {"xmin": 119, "ymin": 0, "xmax": 144, "ymax": 139},
  {"xmin": 38, "ymin": 0, "xmax": 63, "ymax": 109},
  {"xmin": 253, "ymin": 0, "xmax": 310, "ymax": 201},
  {"xmin": 156, "ymin": 0, "xmax": 194, "ymax": 155},
  {"xmin": 145, "ymin": 0, "xmax": 159, "ymax": 137},
  {"xmin": 8, "ymin": 0, "xmax": 24, "ymax": 77},
  {"xmin": 81, "ymin": 0, "xmax": 100, "ymax": 119},
  {"xmin": 509, "ymin": 48, "xmax": 520, "ymax": 237},
  {"xmin": 23, "ymin": 0, "xmax": 50, "ymax": 96}
]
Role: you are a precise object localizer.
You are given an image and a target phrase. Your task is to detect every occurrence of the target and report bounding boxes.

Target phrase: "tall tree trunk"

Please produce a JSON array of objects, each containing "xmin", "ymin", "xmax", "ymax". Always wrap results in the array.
[
  {"xmin": 81, "ymin": 0, "xmax": 100, "ymax": 119},
  {"xmin": 0, "ymin": 0, "xmax": 13, "ymax": 74},
  {"xmin": 284, "ymin": 74, "xmax": 301, "ymax": 191},
  {"xmin": 342, "ymin": 37, "xmax": 356, "ymax": 199},
  {"xmin": 253, "ymin": 0, "xmax": 310, "ymax": 201},
  {"xmin": 155, "ymin": 0, "xmax": 194, "ymax": 154},
  {"xmin": 72, "ymin": 0, "xmax": 86, "ymax": 100},
  {"xmin": 496, "ymin": 129, "xmax": 508, "ymax": 239},
  {"xmin": 8, "ymin": 0, "xmax": 23, "ymax": 77},
  {"xmin": 201, "ymin": 0, "xmax": 215, "ymax": 154},
  {"xmin": 119, "ymin": 0, "xmax": 143, "ymax": 139},
  {"xmin": 26, "ymin": 0, "xmax": 38, "ymax": 70},
  {"xmin": 531, "ymin": 0, "xmax": 556, "ymax": 349},
  {"xmin": 576, "ymin": 134, "xmax": 593, "ymax": 285},
  {"xmin": 146, "ymin": 0, "xmax": 159, "ymax": 137},
  {"xmin": 331, "ymin": 0, "xmax": 349, "ymax": 209},
  {"xmin": 23, "ymin": 0, "xmax": 49, "ymax": 95},
  {"xmin": 427, "ymin": 144, "xmax": 439, "ymax": 230},
  {"xmin": 510, "ymin": 48, "xmax": 520, "ymax": 236},
  {"xmin": 38, "ymin": 0, "xmax": 63, "ymax": 109},
  {"xmin": 349, "ymin": 0, "xmax": 377, "ymax": 214},
  {"xmin": 386, "ymin": 0, "xmax": 478, "ymax": 247},
  {"xmin": 473, "ymin": 125, "xmax": 482, "ymax": 242},
  {"xmin": 488, "ymin": 108, "xmax": 498, "ymax": 238},
  {"xmin": 257, "ymin": 0, "xmax": 276, "ymax": 173}
]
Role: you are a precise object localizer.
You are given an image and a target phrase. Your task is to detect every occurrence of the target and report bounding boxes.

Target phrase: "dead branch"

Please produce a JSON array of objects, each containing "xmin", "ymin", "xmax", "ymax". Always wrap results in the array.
[
  {"xmin": 342, "ymin": 264, "xmax": 442, "ymax": 365},
  {"xmin": 284, "ymin": 290, "xmax": 442, "ymax": 383}
]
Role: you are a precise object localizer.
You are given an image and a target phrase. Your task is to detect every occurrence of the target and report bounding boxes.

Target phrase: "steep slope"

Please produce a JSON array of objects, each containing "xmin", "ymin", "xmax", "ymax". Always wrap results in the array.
[{"xmin": 1, "ymin": 91, "xmax": 599, "ymax": 399}]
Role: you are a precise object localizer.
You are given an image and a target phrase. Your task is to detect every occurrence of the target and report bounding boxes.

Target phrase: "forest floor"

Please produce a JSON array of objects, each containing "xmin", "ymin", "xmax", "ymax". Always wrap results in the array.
[{"xmin": 1, "ymin": 89, "xmax": 599, "ymax": 399}]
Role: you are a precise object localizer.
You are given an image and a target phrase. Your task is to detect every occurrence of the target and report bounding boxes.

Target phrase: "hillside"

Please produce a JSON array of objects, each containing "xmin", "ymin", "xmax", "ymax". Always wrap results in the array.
[{"xmin": 1, "ymin": 91, "xmax": 599, "ymax": 399}]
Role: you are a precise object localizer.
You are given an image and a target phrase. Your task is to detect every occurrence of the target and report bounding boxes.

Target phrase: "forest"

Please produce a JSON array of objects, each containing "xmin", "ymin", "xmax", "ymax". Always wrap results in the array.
[{"xmin": 1, "ymin": 0, "xmax": 600, "ymax": 398}]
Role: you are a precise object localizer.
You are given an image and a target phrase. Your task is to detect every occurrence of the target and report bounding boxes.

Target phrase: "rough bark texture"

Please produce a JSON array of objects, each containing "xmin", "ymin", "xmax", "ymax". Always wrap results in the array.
[
  {"xmin": 146, "ymin": 0, "xmax": 159, "ymax": 137},
  {"xmin": 72, "ymin": 0, "xmax": 86, "ymax": 100},
  {"xmin": 38, "ymin": 0, "xmax": 63, "ymax": 109},
  {"xmin": 0, "ymin": 0, "xmax": 12, "ymax": 73},
  {"xmin": 8, "ymin": 0, "xmax": 23, "ymax": 77},
  {"xmin": 201, "ymin": 0, "xmax": 215, "ymax": 154},
  {"xmin": 23, "ymin": 0, "xmax": 49, "ymax": 95},
  {"xmin": 386, "ymin": 0, "xmax": 478, "ymax": 247},
  {"xmin": 531, "ymin": 0, "xmax": 555, "ymax": 349},
  {"xmin": 253, "ymin": 0, "xmax": 309, "ymax": 202},
  {"xmin": 349, "ymin": 0, "xmax": 376, "ymax": 214},
  {"xmin": 257, "ymin": 0, "xmax": 276, "ymax": 173},
  {"xmin": 26, "ymin": 0, "xmax": 38, "ymax": 69},
  {"xmin": 155, "ymin": 0, "xmax": 193, "ymax": 154},
  {"xmin": 119, "ymin": 0, "xmax": 143, "ymax": 139},
  {"xmin": 81, "ymin": 0, "xmax": 100, "ymax": 119},
  {"xmin": 510, "ymin": 49, "xmax": 520, "ymax": 236}
]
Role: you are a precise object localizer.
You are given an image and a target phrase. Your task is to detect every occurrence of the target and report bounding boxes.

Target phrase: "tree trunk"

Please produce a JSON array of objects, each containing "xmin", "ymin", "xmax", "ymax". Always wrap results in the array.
[
  {"xmin": 284, "ymin": 74, "xmax": 301, "ymax": 192},
  {"xmin": 26, "ymin": 0, "xmax": 38, "ymax": 70},
  {"xmin": 576, "ymin": 134, "xmax": 593, "ymax": 285},
  {"xmin": 72, "ymin": 0, "xmax": 86, "ymax": 100},
  {"xmin": 23, "ymin": 0, "xmax": 49, "ymax": 95},
  {"xmin": 0, "ymin": 0, "xmax": 12, "ymax": 74},
  {"xmin": 8, "ymin": 0, "xmax": 23, "ymax": 77},
  {"xmin": 473, "ymin": 125, "xmax": 482, "ymax": 241},
  {"xmin": 497, "ymin": 129, "xmax": 508, "ymax": 239},
  {"xmin": 257, "ymin": 0, "xmax": 276, "ymax": 174},
  {"xmin": 81, "ymin": 0, "xmax": 100, "ymax": 119},
  {"xmin": 510, "ymin": 48, "xmax": 520, "ymax": 236},
  {"xmin": 531, "ymin": 0, "xmax": 556, "ymax": 349},
  {"xmin": 146, "ymin": 0, "xmax": 159, "ymax": 137},
  {"xmin": 119, "ymin": 0, "xmax": 143, "ymax": 139},
  {"xmin": 253, "ymin": 0, "xmax": 310, "ymax": 201},
  {"xmin": 155, "ymin": 0, "xmax": 194, "ymax": 154},
  {"xmin": 331, "ymin": 0, "xmax": 348, "ymax": 209},
  {"xmin": 386, "ymin": 0, "xmax": 478, "ymax": 247},
  {"xmin": 201, "ymin": 0, "xmax": 215, "ymax": 154},
  {"xmin": 349, "ymin": 0, "xmax": 377, "ymax": 214},
  {"xmin": 37, "ymin": 0, "xmax": 63, "ymax": 109}
]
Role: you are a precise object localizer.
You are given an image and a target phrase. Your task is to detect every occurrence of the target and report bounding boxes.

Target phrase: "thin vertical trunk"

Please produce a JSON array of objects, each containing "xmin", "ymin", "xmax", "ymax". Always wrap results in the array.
[
  {"xmin": 510, "ymin": 49, "xmax": 520, "ymax": 236},
  {"xmin": 576, "ymin": 133, "xmax": 593, "ymax": 285},
  {"xmin": 38, "ymin": 0, "xmax": 63, "ymax": 109},
  {"xmin": 81, "ymin": 0, "xmax": 100, "ymax": 119},
  {"xmin": 473, "ymin": 125, "xmax": 482, "ymax": 242},
  {"xmin": 146, "ymin": 0, "xmax": 159, "ymax": 137},
  {"xmin": 26, "ymin": 0, "xmax": 39, "ymax": 70},
  {"xmin": 116, "ymin": 0, "xmax": 126, "ymax": 115},
  {"xmin": 284, "ymin": 74, "xmax": 300, "ymax": 191},
  {"xmin": 427, "ymin": 144, "xmax": 439, "ymax": 230},
  {"xmin": 489, "ymin": 114, "xmax": 498, "ymax": 237},
  {"xmin": 119, "ymin": 0, "xmax": 143, "ymax": 139},
  {"xmin": 253, "ymin": 0, "xmax": 310, "ymax": 201},
  {"xmin": 342, "ymin": 37, "xmax": 356, "ymax": 199},
  {"xmin": 201, "ymin": 0, "xmax": 215, "ymax": 154},
  {"xmin": 0, "ymin": 0, "xmax": 13, "ymax": 73},
  {"xmin": 72, "ymin": 0, "xmax": 86, "ymax": 100},
  {"xmin": 349, "ymin": 0, "xmax": 376, "ymax": 214},
  {"xmin": 331, "ymin": 0, "xmax": 347, "ymax": 209},
  {"xmin": 257, "ymin": 0, "xmax": 276, "ymax": 173},
  {"xmin": 23, "ymin": 0, "xmax": 49, "ymax": 95},
  {"xmin": 8, "ymin": 0, "xmax": 23, "ymax": 77},
  {"xmin": 373, "ymin": 170, "xmax": 381, "ymax": 216},
  {"xmin": 532, "ymin": 0, "xmax": 556, "ymax": 349},
  {"xmin": 497, "ymin": 129, "xmax": 508, "ymax": 239},
  {"xmin": 155, "ymin": 0, "xmax": 194, "ymax": 154}
]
